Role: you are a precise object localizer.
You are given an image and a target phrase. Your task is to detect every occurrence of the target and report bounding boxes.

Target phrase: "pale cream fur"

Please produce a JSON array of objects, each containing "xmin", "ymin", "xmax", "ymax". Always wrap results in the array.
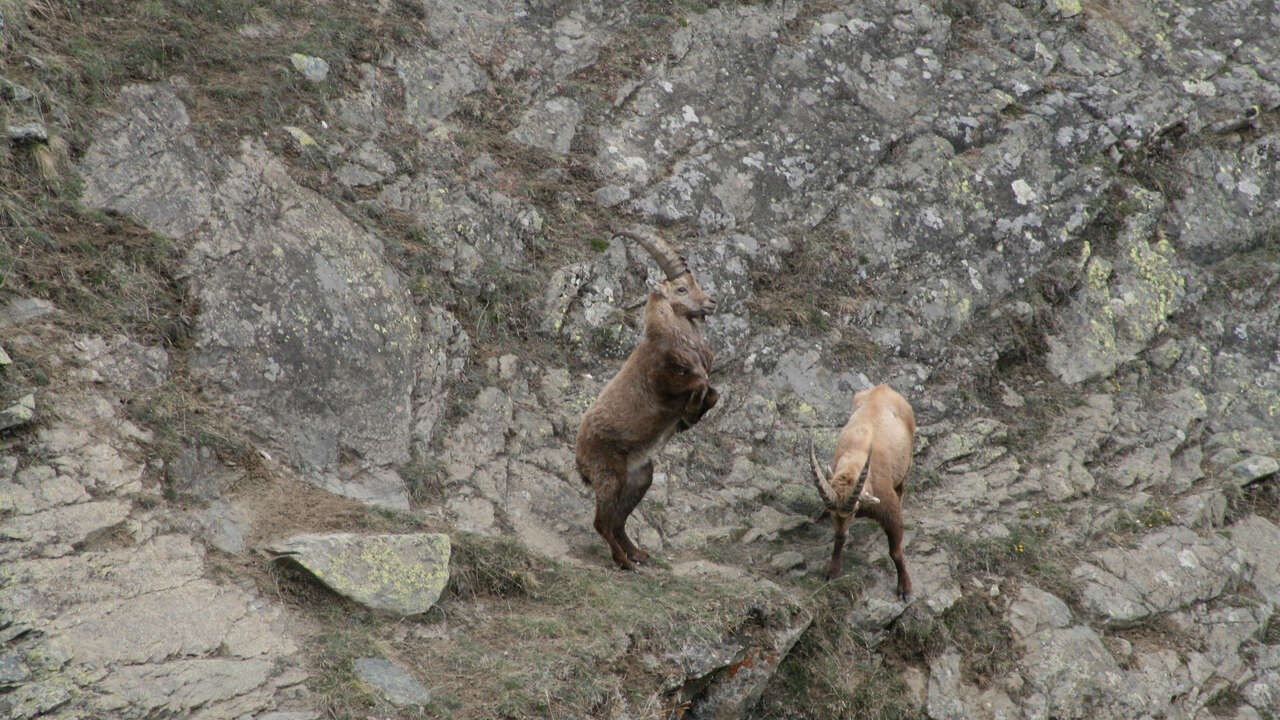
[{"xmin": 810, "ymin": 384, "xmax": 916, "ymax": 599}]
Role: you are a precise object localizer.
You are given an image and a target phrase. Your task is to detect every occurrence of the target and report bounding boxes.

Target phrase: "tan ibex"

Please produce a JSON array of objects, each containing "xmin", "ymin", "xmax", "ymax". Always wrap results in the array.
[
  {"xmin": 809, "ymin": 384, "xmax": 915, "ymax": 600},
  {"xmin": 575, "ymin": 227, "xmax": 718, "ymax": 570}
]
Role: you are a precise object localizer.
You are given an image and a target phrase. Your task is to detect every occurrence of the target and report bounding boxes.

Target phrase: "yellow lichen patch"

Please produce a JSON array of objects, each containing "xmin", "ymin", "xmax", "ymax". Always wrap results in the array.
[
  {"xmin": 283, "ymin": 126, "xmax": 318, "ymax": 149},
  {"xmin": 269, "ymin": 533, "xmax": 451, "ymax": 616},
  {"xmin": 1113, "ymin": 226, "xmax": 1185, "ymax": 344}
]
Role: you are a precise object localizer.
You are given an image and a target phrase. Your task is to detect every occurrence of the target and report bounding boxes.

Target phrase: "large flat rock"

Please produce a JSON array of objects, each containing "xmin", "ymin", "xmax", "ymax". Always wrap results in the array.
[{"xmin": 267, "ymin": 533, "xmax": 452, "ymax": 616}]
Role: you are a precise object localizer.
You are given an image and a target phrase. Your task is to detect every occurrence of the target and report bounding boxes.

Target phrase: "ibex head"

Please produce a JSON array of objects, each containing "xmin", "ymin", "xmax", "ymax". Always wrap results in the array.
[
  {"xmin": 809, "ymin": 439, "xmax": 879, "ymax": 519},
  {"xmin": 614, "ymin": 227, "xmax": 715, "ymax": 321}
]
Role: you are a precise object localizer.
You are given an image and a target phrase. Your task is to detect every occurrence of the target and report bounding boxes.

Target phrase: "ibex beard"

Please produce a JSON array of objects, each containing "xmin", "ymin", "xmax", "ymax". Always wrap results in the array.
[{"xmin": 575, "ymin": 229, "xmax": 718, "ymax": 570}]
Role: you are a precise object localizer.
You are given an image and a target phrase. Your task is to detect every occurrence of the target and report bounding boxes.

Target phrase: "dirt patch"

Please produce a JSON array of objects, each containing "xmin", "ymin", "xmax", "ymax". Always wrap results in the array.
[{"xmin": 224, "ymin": 457, "xmax": 430, "ymax": 549}]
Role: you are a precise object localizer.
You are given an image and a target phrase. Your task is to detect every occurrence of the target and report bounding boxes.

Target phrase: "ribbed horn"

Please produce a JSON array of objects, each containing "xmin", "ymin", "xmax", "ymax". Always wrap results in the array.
[
  {"xmin": 837, "ymin": 458, "xmax": 873, "ymax": 514},
  {"xmin": 613, "ymin": 227, "xmax": 689, "ymax": 280},
  {"xmin": 809, "ymin": 438, "xmax": 838, "ymax": 510}
]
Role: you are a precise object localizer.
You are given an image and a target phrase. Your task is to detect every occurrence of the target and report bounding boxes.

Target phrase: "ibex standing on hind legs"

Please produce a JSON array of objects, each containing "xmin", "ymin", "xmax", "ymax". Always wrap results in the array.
[
  {"xmin": 809, "ymin": 384, "xmax": 916, "ymax": 601},
  {"xmin": 575, "ymin": 227, "xmax": 719, "ymax": 570}
]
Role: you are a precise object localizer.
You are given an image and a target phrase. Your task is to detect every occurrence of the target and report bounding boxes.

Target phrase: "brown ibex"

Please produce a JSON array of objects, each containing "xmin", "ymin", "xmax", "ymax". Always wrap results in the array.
[
  {"xmin": 575, "ymin": 227, "xmax": 718, "ymax": 570},
  {"xmin": 809, "ymin": 384, "xmax": 915, "ymax": 600}
]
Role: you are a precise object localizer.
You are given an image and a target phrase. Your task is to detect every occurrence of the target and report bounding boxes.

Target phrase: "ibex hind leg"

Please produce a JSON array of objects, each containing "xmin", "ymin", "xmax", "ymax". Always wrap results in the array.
[
  {"xmin": 881, "ymin": 500, "xmax": 912, "ymax": 602},
  {"xmin": 593, "ymin": 494, "xmax": 636, "ymax": 571},
  {"xmin": 588, "ymin": 458, "xmax": 637, "ymax": 571},
  {"xmin": 613, "ymin": 459, "xmax": 655, "ymax": 564}
]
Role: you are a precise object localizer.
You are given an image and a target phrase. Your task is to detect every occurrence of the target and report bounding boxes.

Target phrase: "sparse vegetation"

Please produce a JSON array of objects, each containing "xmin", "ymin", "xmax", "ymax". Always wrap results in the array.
[
  {"xmin": 942, "ymin": 524, "xmax": 1081, "ymax": 611},
  {"xmin": 2, "ymin": 1, "xmax": 425, "ymax": 150},
  {"xmin": 267, "ymin": 530, "xmax": 804, "ymax": 720},
  {"xmin": 1203, "ymin": 684, "xmax": 1245, "ymax": 719},
  {"xmin": 399, "ymin": 457, "xmax": 451, "ymax": 506},
  {"xmin": 756, "ymin": 581, "xmax": 925, "ymax": 719},
  {"xmin": 939, "ymin": 592, "xmax": 1014, "ymax": 688},
  {"xmin": 1263, "ymin": 610, "xmax": 1280, "ymax": 645},
  {"xmin": 1113, "ymin": 499, "xmax": 1176, "ymax": 534},
  {"xmin": 1223, "ymin": 474, "xmax": 1274, "ymax": 525},
  {"xmin": 445, "ymin": 532, "xmax": 548, "ymax": 601},
  {"xmin": 0, "ymin": 194, "xmax": 191, "ymax": 344},
  {"xmin": 883, "ymin": 605, "xmax": 947, "ymax": 665},
  {"xmin": 748, "ymin": 226, "xmax": 875, "ymax": 335},
  {"xmin": 452, "ymin": 257, "xmax": 549, "ymax": 351}
]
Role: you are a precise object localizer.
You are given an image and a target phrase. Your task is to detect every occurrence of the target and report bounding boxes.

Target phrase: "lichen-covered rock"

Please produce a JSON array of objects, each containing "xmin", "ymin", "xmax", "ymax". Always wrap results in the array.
[
  {"xmin": 1007, "ymin": 586, "xmax": 1073, "ymax": 642},
  {"xmin": 412, "ymin": 305, "xmax": 471, "ymax": 454},
  {"xmin": 76, "ymin": 84, "xmax": 214, "ymax": 239},
  {"xmin": 1229, "ymin": 515, "xmax": 1280, "ymax": 606},
  {"xmin": 507, "ymin": 97, "xmax": 584, "ymax": 156},
  {"xmin": 0, "ymin": 393, "xmax": 34, "ymax": 432},
  {"xmin": 1171, "ymin": 138, "xmax": 1280, "ymax": 264},
  {"xmin": 1225, "ymin": 456, "xmax": 1280, "ymax": 487},
  {"xmin": 1046, "ymin": 186, "xmax": 1188, "ymax": 384},
  {"xmin": 289, "ymin": 53, "xmax": 329, "ymax": 82},
  {"xmin": 67, "ymin": 334, "xmax": 168, "ymax": 390},
  {"xmin": 397, "ymin": 50, "xmax": 485, "ymax": 128},
  {"xmin": 1072, "ymin": 526, "xmax": 1253, "ymax": 627},
  {"xmin": 267, "ymin": 533, "xmax": 451, "ymax": 616},
  {"xmin": 1019, "ymin": 624, "xmax": 1143, "ymax": 719}
]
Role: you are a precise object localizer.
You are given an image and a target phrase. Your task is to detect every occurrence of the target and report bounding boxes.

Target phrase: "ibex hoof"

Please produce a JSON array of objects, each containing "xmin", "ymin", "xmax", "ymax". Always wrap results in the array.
[{"xmin": 629, "ymin": 548, "xmax": 650, "ymax": 564}]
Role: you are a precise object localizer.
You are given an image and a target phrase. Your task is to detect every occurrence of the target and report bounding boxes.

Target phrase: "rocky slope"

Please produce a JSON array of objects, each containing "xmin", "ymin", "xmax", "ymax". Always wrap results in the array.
[{"xmin": 1, "ymin": 0, "xmax": 1278, "ymax": 718}]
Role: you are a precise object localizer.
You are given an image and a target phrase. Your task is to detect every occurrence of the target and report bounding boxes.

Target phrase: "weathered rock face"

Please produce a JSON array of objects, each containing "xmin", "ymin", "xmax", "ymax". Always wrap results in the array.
[
  {"xmin": 664, "ymin": 602, "xmax": 810, "ymax": 720},
  {"xmin": 1073, "ymin": 526, "xmax": 1253, "ymax": 628},
  {"xmin": 1045, "ymin": 186, "xmax": 1187, "ymax": 384},
  {"xmin": 76, "ymin": 84, "xmax": 430, "ymax": 509},
  {"xmin": 0, "ymin": 333, "xmax": 308, "ymax": 720},
  {"xmin": 25, "ymin": 0, "xmax": 1280, "ymax": 718}
]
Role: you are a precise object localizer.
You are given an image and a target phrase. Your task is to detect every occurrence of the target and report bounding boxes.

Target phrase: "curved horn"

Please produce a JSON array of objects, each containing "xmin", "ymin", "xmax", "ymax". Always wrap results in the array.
[
  {"xmin": 614, "ymin": 227, "xmax": 689, "ymax": 280},
  {"xmin": 809, "ymin": 438, "xmax": 837, "ymax": 510},
  {"xmin": 837, "ymin": 459, "xmax": 873, "ymax": 514}
]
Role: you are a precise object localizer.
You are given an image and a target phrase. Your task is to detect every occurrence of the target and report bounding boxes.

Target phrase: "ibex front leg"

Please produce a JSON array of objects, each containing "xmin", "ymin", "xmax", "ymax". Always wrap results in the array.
[
  {"xmin": 826, "ymin": 513, "xmax": 852, "ymax": 581},
  {"xmin": 678, "ymin": 384, "xmax": 718, "ymax": 432}
]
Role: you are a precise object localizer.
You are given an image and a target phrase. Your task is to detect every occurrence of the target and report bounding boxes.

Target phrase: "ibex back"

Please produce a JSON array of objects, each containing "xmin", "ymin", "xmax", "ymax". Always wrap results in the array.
[
  {"xmin": 575, "ymin": 228, "xmax": 718, "ymax": 570},
  {"xmin": 809, "ymin": 384, "xmax": 915, "ymax": 600}
]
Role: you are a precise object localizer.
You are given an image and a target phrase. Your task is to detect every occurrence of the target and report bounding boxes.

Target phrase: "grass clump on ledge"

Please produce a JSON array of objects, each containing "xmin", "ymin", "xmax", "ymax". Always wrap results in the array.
[
  {"xmin": 755, "ymin": 579, "xmax": 927, "ymax": 720},
  {"xmin": 287, "ymin": 531, "xmax": 804, "ymax": 719}
]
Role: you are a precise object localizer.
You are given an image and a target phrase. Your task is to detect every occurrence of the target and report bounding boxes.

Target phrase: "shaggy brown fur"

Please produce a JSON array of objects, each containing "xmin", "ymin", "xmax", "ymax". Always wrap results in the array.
[
  {"xmin": 809, "ymin": 384, "xmax": 916, "ymax": 600},
  {"xmin": 575, "ymin": 231, "xmax": 717, "ymax": 570}
]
